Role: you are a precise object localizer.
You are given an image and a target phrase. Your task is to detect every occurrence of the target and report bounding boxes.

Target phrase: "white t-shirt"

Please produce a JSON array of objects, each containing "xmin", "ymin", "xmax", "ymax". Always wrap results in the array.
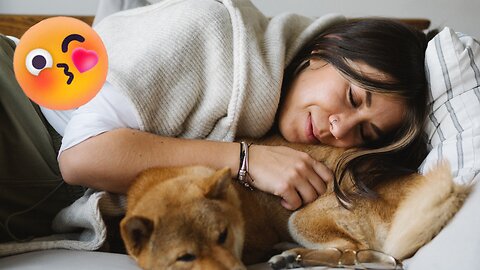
[{"xmin": 39, "ymin": 82, "xmax": 142, "ymax": 159}]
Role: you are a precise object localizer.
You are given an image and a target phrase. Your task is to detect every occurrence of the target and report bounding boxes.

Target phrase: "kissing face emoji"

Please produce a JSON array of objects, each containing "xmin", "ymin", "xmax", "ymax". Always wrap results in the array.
[{"xmin": 13, "ymin": 17, "xmax": 108, "ymax": 110}]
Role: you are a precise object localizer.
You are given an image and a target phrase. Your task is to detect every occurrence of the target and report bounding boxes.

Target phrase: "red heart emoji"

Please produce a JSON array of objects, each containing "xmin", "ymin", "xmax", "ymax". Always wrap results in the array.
[{"xmin": 72, "ymin": 47, "xmax": 98, "ymax": 73}]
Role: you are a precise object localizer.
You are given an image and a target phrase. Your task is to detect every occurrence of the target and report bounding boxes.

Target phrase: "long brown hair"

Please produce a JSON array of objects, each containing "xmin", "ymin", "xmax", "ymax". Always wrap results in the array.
[{"xmin": 282, "ymin": 18, "xmax": 436, "ymax": 207}]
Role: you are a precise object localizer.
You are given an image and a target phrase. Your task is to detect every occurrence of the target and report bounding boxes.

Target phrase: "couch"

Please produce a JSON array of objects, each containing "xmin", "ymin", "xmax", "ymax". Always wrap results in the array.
[{"xmin": 0, "ymin": 1, "xmax": 479, "ymax": 269}]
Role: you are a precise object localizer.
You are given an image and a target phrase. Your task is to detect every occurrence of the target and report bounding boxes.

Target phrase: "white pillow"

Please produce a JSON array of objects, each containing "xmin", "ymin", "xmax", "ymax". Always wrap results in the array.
[{"xmin": 419, "ymin": 27, "xmax": 480, "ymax": 185}]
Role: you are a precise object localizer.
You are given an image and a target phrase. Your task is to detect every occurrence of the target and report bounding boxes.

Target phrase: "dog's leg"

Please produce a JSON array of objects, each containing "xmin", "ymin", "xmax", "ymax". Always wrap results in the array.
[
  {"xmin": 268, "ymin": 247, "xmax": 353, "ymax": 269},
  {"xmin": 268, "ymin": 248, "xmax": 309, "ymax": 270}
]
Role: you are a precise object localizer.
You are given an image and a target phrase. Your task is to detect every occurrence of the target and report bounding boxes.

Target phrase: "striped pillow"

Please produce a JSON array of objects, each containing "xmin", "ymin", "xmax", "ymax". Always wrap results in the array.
[{"xmin": 419, "ymin": 27, "xmax": 480, "ymax": 184}]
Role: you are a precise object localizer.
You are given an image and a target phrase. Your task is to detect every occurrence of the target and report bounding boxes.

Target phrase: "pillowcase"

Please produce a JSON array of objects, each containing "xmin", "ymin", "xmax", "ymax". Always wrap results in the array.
[{"xmin": 419, "ymin": 27, "xmax": 480, "ymax": 185}]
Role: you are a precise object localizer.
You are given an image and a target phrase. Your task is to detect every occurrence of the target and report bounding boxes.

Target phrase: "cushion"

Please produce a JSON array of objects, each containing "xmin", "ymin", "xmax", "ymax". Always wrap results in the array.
[
  {"xmin": 419, "ymin": 27, "xmax": 480, "ymax": 185},
  {"xmin": 0, "ymin": 250, "xmax": 140, "ymax": 270}
]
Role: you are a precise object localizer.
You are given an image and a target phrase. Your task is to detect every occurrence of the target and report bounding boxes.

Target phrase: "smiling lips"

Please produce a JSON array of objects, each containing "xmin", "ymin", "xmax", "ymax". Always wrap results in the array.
[{"xmin": 305, "ymin": 113, "xmax": 321, "ymax": 143}]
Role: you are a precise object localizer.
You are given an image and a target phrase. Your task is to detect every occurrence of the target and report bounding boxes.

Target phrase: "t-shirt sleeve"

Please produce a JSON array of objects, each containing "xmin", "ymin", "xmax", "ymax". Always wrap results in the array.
[{"xmin": 58, "ymin": 81, "xmax": 142, "ymax": 159}]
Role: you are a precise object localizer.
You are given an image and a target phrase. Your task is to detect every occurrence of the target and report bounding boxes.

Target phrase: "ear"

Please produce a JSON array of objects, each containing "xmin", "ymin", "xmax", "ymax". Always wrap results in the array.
[
  {"xmin": 204, "ymin": 167, "xmax": 232, "ymax": 200},
  {"xmin": 120, "ymin": 215, "xmax": 154, "ymax": 257}
]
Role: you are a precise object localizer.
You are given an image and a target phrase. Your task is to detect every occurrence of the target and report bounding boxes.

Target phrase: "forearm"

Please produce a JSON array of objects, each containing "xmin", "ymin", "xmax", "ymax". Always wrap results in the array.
[{"xmin": 59, "ymin": 128, "xmax": 240, "ymax": 194}]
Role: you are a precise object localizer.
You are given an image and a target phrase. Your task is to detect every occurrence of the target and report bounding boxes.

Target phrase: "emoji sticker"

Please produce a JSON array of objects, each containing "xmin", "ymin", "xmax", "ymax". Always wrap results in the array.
[{"xmin": 13, "ymin": 17, "xmax": 108, "ymax": 110}]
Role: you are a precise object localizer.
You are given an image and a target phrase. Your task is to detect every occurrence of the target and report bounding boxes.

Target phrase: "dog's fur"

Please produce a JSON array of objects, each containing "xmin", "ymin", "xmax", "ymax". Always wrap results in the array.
[{"xmin": 120, "ymin": 136, "xmax": 470, "ymax": 270}]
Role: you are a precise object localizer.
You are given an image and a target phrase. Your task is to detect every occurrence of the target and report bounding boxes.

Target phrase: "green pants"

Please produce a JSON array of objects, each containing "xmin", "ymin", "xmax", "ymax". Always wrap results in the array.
[{"xmin": 0, "ymin": 34, "xmax": 84, "ymax": 243}]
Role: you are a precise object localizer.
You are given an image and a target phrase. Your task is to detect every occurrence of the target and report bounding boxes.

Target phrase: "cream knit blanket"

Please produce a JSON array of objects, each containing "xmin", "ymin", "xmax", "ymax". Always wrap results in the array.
[
  {"xmin": 0, "ymin": 0, "xmax": 345, "ymax": 256},
  {"xmin": 94, "ymin": 0, "xmax": 345, "ymax": 141}
]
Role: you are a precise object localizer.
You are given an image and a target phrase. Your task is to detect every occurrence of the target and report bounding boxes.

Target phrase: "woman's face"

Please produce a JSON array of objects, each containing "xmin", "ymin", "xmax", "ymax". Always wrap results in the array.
[{"xmin": 278, "ymin": 59, "xmax": 406, "ymax": 148}]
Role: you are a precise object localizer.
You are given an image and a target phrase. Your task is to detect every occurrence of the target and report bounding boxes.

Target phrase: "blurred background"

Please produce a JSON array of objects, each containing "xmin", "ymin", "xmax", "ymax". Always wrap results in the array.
[{"xmin": 0, "ymin": 0, "xmax": 479, "ymax": 38}]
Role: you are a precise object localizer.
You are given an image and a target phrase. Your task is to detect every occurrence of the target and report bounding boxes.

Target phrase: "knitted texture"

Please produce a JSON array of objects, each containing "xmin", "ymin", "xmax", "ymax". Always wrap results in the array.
[{"xmin": 95, "ymin": 0, "xmax": 345, "ymax": 141}]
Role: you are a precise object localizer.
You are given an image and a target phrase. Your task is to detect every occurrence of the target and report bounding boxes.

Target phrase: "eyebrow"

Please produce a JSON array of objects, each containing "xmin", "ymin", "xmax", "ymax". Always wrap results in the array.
[{"xmin": 61, "ymin": 34, "xmax": 85, "ymax": 53}]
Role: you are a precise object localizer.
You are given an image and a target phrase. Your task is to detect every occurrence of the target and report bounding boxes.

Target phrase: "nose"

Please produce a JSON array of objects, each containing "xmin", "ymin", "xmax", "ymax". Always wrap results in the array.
[{"xmin": 328, "ymin": 112, "xmax": 360, "ymax": 141}]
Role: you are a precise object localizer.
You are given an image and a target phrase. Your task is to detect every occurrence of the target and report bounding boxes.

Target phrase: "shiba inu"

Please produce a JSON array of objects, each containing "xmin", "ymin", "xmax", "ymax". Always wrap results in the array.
[{"xmin": 120, "ymin": 136, "xmax": 469, "ymax": 270}]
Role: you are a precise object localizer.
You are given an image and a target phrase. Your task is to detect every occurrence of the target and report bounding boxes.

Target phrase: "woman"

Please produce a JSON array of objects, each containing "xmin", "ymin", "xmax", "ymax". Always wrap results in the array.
[
  {"xmin": 279, "ymin": 19, "xmax": 431, "ymax": 206},
  {"xmin": 0, "ymin": 0, "xmax": 430, "ymax": 242}
]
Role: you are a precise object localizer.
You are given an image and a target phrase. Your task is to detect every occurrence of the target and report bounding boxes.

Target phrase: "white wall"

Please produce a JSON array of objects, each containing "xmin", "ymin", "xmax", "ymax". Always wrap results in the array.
[
  {"xmin": 0, "ymin": 0, "xmax": 99, "ymax": 16},
  {"xmin": 251, "ymin": 0, "xmax": 480, "ymax": 39},
  {"xmin": 0, "ymin": 0, "xmax": 478, "ymax": 38}
]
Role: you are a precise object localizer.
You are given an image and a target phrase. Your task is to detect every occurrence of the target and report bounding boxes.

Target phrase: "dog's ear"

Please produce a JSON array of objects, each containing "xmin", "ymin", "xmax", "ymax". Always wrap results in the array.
[
  {"xmin": 204, "ymin": 167, "xmax": 231, "ymax": 200},
  {"xmin": 120, "ymin": 215, "xmax": 154, "ymax": 257}
]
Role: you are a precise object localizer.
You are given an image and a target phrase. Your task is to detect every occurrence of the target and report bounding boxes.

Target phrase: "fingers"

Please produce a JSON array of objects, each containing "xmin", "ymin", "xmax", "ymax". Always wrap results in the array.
[
  {"xmin": 312, "ymin": 160, "xmax": 334, "ymax": 183},
  {"xmin": 281, "ymin": 198, "xmax": 295, "ymax": 211},
  {"xmin": 302, "ymin": 162, "xmax": 327, "ymax": 198},
  {"xmin": 310, "ymin": 160, "xmax": 333, "ymax": 195},
  {"xmin": 294, "ymin": 181, "xmax": 319, "ymax": 205},
  {"xmin": 278, "ymin": 171, "xmax": 321, "ymax": 210},
  {"xmin": 277, "ymin": 165, "xmax": 317, "ymax": 209},
  {"xmin": 249, "ymin": 145, "xmax": 333, "ymax": 211},
  {"xmin": 279, "ymin": 158, "xmax": 333, "ymax": 210},
  {"xmin": 279, "ymin": 190, "xmax": 302, "ymax": 211}
]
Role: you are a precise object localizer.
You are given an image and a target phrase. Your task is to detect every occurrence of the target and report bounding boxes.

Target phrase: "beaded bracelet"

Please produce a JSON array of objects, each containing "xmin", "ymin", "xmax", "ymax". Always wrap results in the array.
[{"xmin": 237, "ymin": 141, "xmax": 254, "ymax": 190}]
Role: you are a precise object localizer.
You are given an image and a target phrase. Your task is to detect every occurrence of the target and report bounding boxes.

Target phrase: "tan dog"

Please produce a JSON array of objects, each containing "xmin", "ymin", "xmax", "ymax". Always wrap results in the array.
[{"xmin": 120, "ymin": 136, "xmax": 470, "ymax": 270}]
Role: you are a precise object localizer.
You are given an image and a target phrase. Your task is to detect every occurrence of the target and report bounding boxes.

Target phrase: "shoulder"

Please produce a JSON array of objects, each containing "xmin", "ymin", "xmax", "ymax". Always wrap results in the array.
[
  {"xmin": 95, "ymin": 0, "xmax": 231, "ymax": 33},
  {"xmin": 178, "ymin": 0, "xmax": 230, "ymax": 22}
]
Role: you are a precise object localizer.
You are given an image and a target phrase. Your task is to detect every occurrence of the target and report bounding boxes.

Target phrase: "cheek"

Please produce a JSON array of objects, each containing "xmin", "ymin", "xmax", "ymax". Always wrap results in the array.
[
  {"xmin": 303, "ymin": 77, "xmax": 345, "ymax": 112},
  {"xmin": 277, "ymin": 109, "xmax": 295, "ymax": 142},
  {"xmin": 277, "ymin": 89, "xmax": 300, "ymax": 127},
  {"xmin": 319, "ymin": 81, "xmax": 347, "ymax": 108},
  {"xmin": 393, "ymin": 106, "xmax": 407, "ymax": 127},
  {"xmin": 379, "ymin": 103, "xmax": 407, "ymax": 133}
]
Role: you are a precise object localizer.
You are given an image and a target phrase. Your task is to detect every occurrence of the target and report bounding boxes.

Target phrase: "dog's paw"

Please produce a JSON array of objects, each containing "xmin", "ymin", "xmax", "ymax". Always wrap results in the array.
[{"xmin": 268, "ymin": 250, "xmax": 301, "ymax": 269}]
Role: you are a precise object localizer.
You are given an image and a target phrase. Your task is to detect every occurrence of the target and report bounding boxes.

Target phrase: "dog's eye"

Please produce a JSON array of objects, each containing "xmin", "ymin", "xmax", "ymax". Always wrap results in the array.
[
  {"xmin": 177, "ymin": 253, "xmax": 196, "ymax": 262},
  {"xmin": 217, "ymin": 228, "xmax": 228, "ymax": 245}
]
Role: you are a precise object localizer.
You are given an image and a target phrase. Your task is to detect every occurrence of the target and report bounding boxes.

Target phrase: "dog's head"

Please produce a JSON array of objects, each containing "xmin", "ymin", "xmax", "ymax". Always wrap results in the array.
[{"xmin": 120, "ymin": 166, "xmax": 246, "ymax": 270}]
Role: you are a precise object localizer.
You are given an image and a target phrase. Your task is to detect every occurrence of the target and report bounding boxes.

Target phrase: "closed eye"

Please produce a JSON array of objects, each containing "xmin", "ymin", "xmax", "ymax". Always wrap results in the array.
[
  {"xmin": 218, "ymin": 228, "xmax": 228, "ymax": 245},
  {"xmin": 348, "ymin": 86, "xmax": 359, "ymax": 108},
  {"xmin": 349, "ymin": 86, "xmax": 366, "ymax": 142},
  {"xmin": 350, "ymin": 86, "xmax": 375, "ymax": 144},
  {"xmin": 177, "ymin": 253, "xmax": 196, "ymax": 262}
]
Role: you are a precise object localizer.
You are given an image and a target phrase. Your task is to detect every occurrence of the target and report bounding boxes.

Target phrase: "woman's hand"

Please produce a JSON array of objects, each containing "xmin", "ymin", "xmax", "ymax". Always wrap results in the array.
[{"xmin": 247, "ymin": 145, "xmax": 334, "ymax": 210}]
